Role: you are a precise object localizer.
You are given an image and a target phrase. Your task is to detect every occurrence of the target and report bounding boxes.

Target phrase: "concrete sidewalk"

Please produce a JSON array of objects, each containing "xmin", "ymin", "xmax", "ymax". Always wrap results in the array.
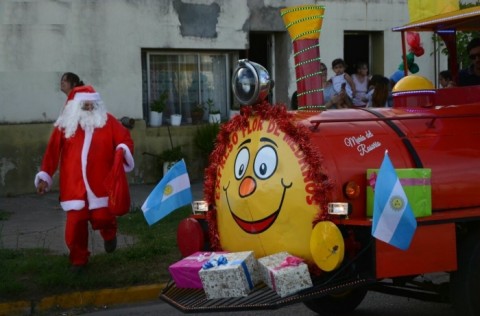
[
  {"xmin": 1, "ymin": 182, "xmax": 203, "ymax": 254},
  {"xmin": 0, "ymin": 181, "xmax": 204, "ymax": 315}
]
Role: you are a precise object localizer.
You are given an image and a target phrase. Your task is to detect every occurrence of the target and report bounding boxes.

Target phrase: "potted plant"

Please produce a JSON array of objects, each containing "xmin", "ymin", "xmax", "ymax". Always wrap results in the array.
[
  {"xmin": 159, "ymin": 146, "xmax": 184, "ymax": 175},
  {"xmin": 191, "ymin": 103, "xmax": 205, "ymax": 124},
  {"xmin": 150, "ymin": 91, "xmax": 168, "ymax": 127},
  {"xmin": 206, "ymin": 99, "xmax": 221, "ymax": 124}
]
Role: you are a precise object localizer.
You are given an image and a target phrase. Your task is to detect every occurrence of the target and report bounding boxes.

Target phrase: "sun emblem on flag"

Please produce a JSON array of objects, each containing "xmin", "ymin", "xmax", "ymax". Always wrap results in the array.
[
  {"xmin": 390, "ymin": 195, "xmax": 404, "ymax": 211},
  {"xmin": 163, "ymin": 184, "xmax": 173, "ymax": 196}
]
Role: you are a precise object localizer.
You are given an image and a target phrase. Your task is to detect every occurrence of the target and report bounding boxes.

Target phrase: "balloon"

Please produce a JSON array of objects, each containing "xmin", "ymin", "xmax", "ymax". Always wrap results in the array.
[
  {"xmin": 412, "ymin": 46, "xmax": 425, "ymax": 57},
  {"xmin": 407, "ymin": 31, "xmax": 421, "ymax": 49},
  {"xmin": 409, "ymin": 63, "xmax": 420, "ymax": 74},
  {"xmin": 407, "ymin": 31, "xmax": 424, "ymax": 57}
]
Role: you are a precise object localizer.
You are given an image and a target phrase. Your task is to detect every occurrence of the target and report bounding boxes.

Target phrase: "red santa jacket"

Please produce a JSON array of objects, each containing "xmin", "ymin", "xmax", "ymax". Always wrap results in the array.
[{"xmin": 35, "ymin": 114, "xmax": 134, "ymax": 211}]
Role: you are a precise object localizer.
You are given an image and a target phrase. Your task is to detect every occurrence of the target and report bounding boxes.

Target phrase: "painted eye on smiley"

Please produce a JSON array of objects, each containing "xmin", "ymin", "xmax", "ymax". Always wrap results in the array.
[
  {"xmin": 254, "ymin": 145, "xmax": 277, "ymax": 180},
  {"xmin": 234, "ymin": 147, "xmax": 250, "ymax": 180}
]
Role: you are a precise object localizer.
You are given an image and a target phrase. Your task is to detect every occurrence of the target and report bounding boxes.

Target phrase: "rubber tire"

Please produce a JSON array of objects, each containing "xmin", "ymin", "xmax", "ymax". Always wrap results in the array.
[
  {"xmin": 303, "ymin": 288, "xmax": 368, "ymax": 316},
  {"xmin": 451, "ymin": 229, "xmax": 480, "ymax": 316}
]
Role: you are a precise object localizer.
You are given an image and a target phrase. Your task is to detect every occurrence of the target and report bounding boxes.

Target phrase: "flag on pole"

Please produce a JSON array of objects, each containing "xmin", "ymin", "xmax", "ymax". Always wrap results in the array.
[
  {"xmin": 371, "ymin": 151, "xmax": 417, "ymax": 250},
  {"xmin": 141, "ymin": 159, "xmax": 192, "ymax": 226}
]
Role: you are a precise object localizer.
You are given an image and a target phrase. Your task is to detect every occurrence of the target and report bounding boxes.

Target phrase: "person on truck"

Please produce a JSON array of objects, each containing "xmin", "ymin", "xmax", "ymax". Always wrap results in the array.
[
  {"xmin": 458, "ymin": 37, "xmax": 480, "ymax": 86},
  {"xmin": 439, "ymin": 70, "xmax": 455, "ymax": 88}
]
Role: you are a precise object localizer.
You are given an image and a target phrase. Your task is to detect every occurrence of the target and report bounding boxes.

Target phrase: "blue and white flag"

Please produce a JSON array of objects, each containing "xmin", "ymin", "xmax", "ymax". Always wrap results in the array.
[
  {"xmin": 371, "ymin": 152, "xmax": 417, "ymax": 250},
  {"xmin": 141, "ymin": 159, "xmax": 193, "ymax": 226}
]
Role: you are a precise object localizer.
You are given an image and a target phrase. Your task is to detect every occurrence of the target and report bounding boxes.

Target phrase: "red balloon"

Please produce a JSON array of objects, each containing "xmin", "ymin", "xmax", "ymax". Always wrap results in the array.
[
  {"xmin": 412, "ymin": 46, "xmax": 425, "ymax": 57},
  {"xmin": 407, "ymin": 31, "xmax": 421, "ymax": 49},
  {"xmin": 177, "ymin": 217, "xmax": 205, "ymax": 257}
]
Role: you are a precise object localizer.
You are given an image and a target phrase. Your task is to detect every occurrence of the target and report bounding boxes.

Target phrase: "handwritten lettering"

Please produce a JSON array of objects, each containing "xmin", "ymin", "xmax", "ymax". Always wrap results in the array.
[
  {"xmin": 343, "ymin": 130, "xmax": 380, "ymax": 156},
  {"xmin": 357, "ymin": 141, "xmax": 382, "ymax": 156}
]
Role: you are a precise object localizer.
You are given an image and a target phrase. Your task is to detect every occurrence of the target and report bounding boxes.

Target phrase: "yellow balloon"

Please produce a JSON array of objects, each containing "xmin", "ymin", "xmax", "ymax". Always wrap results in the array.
[
  {"xmin": 215, "ymin": 117, "xmax": 319, "ymax": 264},
  {"xmin": 392, "ymin": 75, "xmax": 434, "ymax": 92}
]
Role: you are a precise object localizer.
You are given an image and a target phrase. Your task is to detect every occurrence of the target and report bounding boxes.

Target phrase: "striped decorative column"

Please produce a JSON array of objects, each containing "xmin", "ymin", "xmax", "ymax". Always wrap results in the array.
[{"xmin": 281, "ymin": 5, "xmax": 325, "ymax": 110}]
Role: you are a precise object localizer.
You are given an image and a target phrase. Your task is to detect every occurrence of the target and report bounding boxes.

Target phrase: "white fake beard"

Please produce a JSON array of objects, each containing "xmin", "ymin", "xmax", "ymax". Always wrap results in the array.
[{"xmin": 55, "ymin": 100, "xmax": 107, "ymax": 138}]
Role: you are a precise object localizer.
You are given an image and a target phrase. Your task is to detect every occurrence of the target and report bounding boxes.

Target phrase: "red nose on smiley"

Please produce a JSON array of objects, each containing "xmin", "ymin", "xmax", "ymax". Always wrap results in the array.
[{"xmin": 239, "ymin": 176, "xmax": 256, "ymax": 197}]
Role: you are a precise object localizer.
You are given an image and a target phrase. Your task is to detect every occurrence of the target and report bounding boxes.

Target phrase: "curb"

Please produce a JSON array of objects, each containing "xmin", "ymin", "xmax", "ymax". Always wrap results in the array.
[{"xmin": 0, "ymin": 283, "xmax": 166, "ymax": 316}]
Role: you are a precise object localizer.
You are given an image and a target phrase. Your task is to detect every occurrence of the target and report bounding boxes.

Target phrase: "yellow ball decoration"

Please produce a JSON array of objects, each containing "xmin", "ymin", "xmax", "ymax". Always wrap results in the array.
[
  {"xmin": 392, "ymin": 75, "xmax": 434, "ymax": 92},
  {"xmin": 310, "ymin": 221, "xmax": 345, "ymax": 272}
]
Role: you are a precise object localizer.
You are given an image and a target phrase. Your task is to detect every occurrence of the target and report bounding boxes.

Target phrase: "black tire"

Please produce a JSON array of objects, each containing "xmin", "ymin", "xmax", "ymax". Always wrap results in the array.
[
  {"xmin": 451, "ymin": 229, "xmax": 480, "ymax": 316},
  {"xmin": 303, "ymin": 288, "xmax": 368, "ymax": 316}
]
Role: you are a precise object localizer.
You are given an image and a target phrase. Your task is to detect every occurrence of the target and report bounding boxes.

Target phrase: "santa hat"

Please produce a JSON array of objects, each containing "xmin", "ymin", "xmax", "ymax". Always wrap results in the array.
[{"xmin": 66, "ymin": 85, "xmax": 101, "ymax": 102}]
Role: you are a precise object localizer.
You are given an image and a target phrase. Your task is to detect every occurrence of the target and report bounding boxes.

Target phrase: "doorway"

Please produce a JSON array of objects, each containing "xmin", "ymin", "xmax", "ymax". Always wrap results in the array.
[
  {"xmin": 344, "ymin": 31, "xmax": 384, "ymax": 76},
  {"xmin": 344, "ymin": 32, "xmax": 370, "ymax": 75}
]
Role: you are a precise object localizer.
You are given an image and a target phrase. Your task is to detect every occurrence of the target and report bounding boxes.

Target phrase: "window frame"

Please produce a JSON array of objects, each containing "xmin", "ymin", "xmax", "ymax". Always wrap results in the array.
[{"xmin": 145, "ymin": 50, "xmax": 232, "ymax": 125}]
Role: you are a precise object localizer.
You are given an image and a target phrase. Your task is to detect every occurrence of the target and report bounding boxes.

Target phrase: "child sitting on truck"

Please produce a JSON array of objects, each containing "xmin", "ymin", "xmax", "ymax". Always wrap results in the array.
[{"xmin": 330, "ymin": 58, "xmax": 355, "ymax": 108}]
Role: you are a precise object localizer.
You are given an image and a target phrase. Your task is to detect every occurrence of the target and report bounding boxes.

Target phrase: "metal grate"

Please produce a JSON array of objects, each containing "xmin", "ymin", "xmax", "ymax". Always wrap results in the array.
[{"xmin": 160, "ymin": 278, "xmax": 374, "ymax": 313}]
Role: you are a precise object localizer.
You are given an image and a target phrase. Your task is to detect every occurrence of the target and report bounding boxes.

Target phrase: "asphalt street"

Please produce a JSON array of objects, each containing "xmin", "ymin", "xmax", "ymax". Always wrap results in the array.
[{"xmin": 69, "ymin": 291, "xmax": 456, "ymax": 316}]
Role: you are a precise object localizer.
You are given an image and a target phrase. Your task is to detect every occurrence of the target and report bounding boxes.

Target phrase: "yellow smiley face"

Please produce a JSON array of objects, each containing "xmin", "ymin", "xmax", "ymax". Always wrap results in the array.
[{"xmin": 213, "ymin": 115, "xmax": 320, "ymax": 263}]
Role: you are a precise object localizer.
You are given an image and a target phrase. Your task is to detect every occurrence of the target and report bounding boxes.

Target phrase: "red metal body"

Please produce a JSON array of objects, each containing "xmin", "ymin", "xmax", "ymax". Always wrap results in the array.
[
  {"xmin": 296, "ymin": 90, "xmax": 480, "ymax": 219},
  {"xmin": 291, "ymin": 87, "xmax": 480, "ymax": 277}
]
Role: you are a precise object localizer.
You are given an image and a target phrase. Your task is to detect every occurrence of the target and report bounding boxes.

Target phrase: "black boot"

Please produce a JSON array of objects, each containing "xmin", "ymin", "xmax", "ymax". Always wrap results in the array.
[{"xmin": 104, "ymin": 236, "xmax": 117, "ymax": 253}]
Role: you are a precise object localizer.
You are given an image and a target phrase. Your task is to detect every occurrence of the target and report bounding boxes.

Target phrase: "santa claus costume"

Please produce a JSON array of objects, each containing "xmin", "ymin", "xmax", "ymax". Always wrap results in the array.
[{"xmin": 35, "ymin": 85, "xmax": 134, "ymax": 268}]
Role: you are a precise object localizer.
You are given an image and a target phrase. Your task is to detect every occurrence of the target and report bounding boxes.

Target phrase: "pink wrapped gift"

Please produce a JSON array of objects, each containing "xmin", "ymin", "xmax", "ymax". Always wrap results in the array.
[
  {"xmin": 168, "ymin": 252, "xmax": 225, "ymax": 288},
  {"xmin": 258, "ymin": 252, "xmax": 312, "ymax": 297}
]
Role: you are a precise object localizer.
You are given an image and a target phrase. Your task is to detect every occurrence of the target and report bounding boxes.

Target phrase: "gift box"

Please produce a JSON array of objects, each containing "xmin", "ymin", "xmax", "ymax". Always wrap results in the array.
[
  {"xmin": 367, "ymin": 168, "xmax": 432, "ymax": 218},
  {"xmin": 168, "ymin": 252, "xmax": 225, "ymax": 289},
  {"xmin": 258, "ymin": 252, "xmax": 313, "ymax": 298},
  {"xmin": 199, "ymin": 251, "xmax": 259, "ymax": 299}
]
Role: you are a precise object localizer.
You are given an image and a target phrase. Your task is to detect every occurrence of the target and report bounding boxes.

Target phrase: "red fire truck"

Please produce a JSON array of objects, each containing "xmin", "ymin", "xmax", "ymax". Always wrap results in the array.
[{"xmin": 162, "ymin": 6, "xmax": 480, "ymax": 316}]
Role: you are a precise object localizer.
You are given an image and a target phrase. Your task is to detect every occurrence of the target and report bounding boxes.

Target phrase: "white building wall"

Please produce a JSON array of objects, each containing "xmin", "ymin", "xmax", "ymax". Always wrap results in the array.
[
  {"xmin": 0, "ymin": 0, "xmax": 252, "ymax": 123},
  {"xmin": 0, "ymin": 0, "xmax": 453, "ymax": 123}
]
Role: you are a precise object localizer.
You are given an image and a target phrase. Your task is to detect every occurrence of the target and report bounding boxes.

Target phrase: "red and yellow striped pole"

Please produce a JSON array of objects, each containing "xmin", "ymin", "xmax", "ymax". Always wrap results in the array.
[{"xmin": 281, "ymin": 5, "xmax": 325, "ymax": 110}]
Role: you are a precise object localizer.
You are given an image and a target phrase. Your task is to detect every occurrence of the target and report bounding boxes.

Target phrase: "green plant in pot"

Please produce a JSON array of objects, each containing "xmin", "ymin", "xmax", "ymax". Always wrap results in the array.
[
  {"xmin": 151, "ymin": 91, "xmax": 168, "ymax": 113},
  {"xmin": 206, "ymin": 99, "xmax": 220, "ymax": 114},
  {"xmin": 207, "ymin": 99, "xmax": 221, "ymax": 123},
  {"xmin": 191, "ymin": 103, "xmax": 205, "ymax": 124},
  {"xmin": 159, "ymin": 146, "xmax": 184, "ymax": 176},
  {"xmin": 150, "ymin": 91, "xmax": 168, "ymax": 127},
  {"xmin": 159, "ymin": 146, "xmax": 184, "ymax": 163}
]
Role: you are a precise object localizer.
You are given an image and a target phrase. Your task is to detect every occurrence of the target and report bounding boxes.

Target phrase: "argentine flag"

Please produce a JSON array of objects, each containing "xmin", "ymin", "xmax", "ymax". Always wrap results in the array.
[
  {"xmin": 141, "ymin": 159, "xmax": 193, "ymax": 226},
  {"xmin": 372, "ymin": 152, "xmax": 417, "ymax": 250}
]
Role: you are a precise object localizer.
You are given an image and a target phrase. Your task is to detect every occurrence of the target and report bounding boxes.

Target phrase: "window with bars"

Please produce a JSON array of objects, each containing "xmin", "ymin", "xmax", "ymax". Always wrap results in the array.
[{"xmin": 145, "ymin": 51, "xmax": 230, "ymax": 125}]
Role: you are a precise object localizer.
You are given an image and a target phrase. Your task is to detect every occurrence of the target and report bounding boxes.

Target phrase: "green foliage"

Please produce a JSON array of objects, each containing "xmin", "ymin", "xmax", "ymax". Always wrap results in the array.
[
  {"xmin": 0, "ymin": 206, "xmax": 191, "ymax": 302},
  {"xmin": 193, "ymin": 122, "xmax": 220, "ymax": 159},
  {"xmin": 150, "ymin": 90, "xmax": 168, "ymax": 112},
  {"xmin": 192, "ymin": 103, "xmax": 205, "ymax": 114},
  {"xmin": 206, "ymin": 99, "xmax": 220, "ymax": 114},
  {"xmin": 0, "ymin": 209, "xmax": 11, "ymax": 221},
  {"xmin": 159, "ymin": 146, "xmax": 184, "ymax": 162},
  {"xmin": 432, "ymin": 1, "xmax": 480, "ymax": 69}
]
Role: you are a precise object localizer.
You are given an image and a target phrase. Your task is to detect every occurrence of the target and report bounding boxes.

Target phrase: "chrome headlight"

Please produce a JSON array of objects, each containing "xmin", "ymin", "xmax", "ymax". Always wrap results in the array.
[
  {"xmin": 232, "ymin": 59, "xmax": 272, "ymax": 105},
  {"xmin": 328, "ymin": 202, "xmax": 350, "ymax": 216}
]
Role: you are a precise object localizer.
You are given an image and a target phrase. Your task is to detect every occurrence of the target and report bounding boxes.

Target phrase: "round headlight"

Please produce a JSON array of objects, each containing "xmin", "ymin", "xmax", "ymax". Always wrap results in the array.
[{"xmin": 232, "ymin": 59, "xmax": 272, "ymax": 105}]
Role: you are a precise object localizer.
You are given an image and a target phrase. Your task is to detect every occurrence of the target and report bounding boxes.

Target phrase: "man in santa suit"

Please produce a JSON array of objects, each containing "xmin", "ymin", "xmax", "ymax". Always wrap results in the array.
[{"xmin": 35, "ymin": 85, "xmax": 135, "ymax": 271}]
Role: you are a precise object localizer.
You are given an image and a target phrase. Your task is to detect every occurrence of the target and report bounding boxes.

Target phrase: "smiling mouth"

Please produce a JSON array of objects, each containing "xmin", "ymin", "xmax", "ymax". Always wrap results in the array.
[
  {"xmin": 224, "ymin": 179, "xmax": 291, "ymax": 234},
  {"xmin": 231, "ymin": 209, "xmax": 280, "ymax": 234}
]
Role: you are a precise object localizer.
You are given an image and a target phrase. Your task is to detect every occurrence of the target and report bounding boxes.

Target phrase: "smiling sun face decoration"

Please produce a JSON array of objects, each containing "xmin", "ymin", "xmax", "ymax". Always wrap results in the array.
[{"xmin": 205, "ymin": 104, "xmax": 330, "ymax": 264}]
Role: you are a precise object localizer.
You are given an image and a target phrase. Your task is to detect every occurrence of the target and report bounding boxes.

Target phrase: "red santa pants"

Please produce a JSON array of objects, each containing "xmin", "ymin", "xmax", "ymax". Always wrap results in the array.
[{"xmin": 65, "ymin": 206, "xmax": 117, "ymax": 266}]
